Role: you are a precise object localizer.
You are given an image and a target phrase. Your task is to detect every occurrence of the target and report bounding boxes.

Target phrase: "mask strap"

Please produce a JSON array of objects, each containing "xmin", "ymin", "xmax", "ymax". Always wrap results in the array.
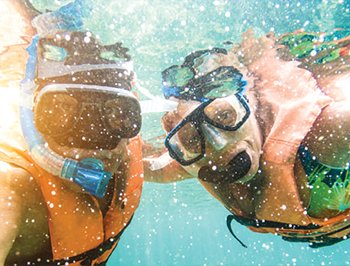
[
  {"xmin": 226, "ymin": 215, "xmax": 248, "ymax": 248},
  {"xmin": 134, "ymin": 79, "xmax": 178, "ymax": 114}
]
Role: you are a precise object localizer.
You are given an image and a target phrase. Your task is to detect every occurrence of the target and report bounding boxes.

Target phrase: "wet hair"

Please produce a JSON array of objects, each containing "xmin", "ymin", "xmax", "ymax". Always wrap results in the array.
[{"xmin": 162, "ymin": 111, "xmax": 183, "ymax": 133}]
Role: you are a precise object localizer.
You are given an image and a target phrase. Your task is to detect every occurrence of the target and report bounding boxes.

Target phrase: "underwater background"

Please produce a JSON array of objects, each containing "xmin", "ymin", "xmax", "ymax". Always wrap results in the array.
[{"xmin": 5, "ymin": 0, "xmax": 350, "ymax": 265}]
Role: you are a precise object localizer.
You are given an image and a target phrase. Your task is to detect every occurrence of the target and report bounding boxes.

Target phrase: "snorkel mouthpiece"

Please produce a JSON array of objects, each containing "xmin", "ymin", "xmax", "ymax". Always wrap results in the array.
[{"xmin": 61, "ymin": 158, "xmax": 111, "ymax": 198}]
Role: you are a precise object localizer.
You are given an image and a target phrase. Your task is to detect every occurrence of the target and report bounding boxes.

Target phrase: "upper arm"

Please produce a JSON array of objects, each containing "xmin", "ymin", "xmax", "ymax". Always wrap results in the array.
[
  {"xmin": 142, "ymin": 137, "xmax": 194, "ymax": 183},
  {"xmin": 303, "ymin": 100, "xmax": 350, "ymax": 167},
  {"xmin": 0, "ymin": 162, "xmax": 50, "ymax": 264},
  {"xmin": 143, "ymin": 154, "xmax": 194, "ymax": 183},
  {"xmin": 0, "ymin": 162, "xmax": 27, "ymax": 264}
]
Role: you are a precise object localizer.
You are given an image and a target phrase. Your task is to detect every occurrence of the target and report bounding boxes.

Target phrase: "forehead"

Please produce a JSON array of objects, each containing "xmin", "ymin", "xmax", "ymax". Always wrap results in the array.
[{"xmin": 175, "ymin": 95, "xmax": 239, "ymax": 117}]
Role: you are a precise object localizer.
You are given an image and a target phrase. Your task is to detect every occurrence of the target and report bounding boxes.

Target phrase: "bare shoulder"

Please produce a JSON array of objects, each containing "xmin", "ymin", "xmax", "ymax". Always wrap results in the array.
[
  {"xmin": 303, "ymin": 100, "xmax": 350, "ymax": 167},
  {"xmin": 0, "ymin": 162, "xmax": 51, "ymax": 264},
  {"xmin": 0, "ymin": 162, "xmax": 37, "ymax": 196}
]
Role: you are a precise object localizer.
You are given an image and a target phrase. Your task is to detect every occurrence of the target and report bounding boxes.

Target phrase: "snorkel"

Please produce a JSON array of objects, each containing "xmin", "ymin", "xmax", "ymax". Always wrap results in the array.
[
  {"xmin": 135, "ymin": 81, "xmax": 179, "ymax": 114},
  {"xmin": 20, "ymin": 36, "xmax": 111, "ymax": 198}
]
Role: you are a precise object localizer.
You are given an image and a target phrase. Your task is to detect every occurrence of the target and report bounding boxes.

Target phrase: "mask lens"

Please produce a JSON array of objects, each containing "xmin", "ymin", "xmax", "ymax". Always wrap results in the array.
[
  {"xmin": 201, "ymin": 67, "xmax": 246, "ymax": 99},
  {"xmin": 34, "ymin": 91, "xmax": 79, "ymax": 135},
  {"xmin": 204, "ymin": 95, "xmax": 248, "ymax": 129},
  {"xmin": 168, "ymin": 122, "xmax": 203, "ymax": 163},
  {"xmin": 104, "ymin": 96, "xmax": 141, "ymax": 138},
  {"xmin": 34, "ymin": 84, "xmax": 142, "ymax": 149}
]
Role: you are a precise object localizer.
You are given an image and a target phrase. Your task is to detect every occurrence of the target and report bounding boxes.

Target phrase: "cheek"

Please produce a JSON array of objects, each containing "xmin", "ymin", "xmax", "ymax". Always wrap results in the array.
[
  {"xmin": 223, "ymin": 129, "xmax": 246, "ymax": 143},
  {"xmin": 162, "ymin": 113, "xmax": 180, "ymax": 132},
  {"xmin": 103, "ymin": 157, "xmax": 121, "ymax": 173},
  {"xmin": 183, "ymin": 163, "xmax": 202, "ymax": 177}
]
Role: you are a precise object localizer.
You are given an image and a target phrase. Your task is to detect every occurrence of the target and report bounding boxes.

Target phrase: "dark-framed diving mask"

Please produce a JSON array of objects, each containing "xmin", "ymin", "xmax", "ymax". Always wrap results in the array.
[
  {"xmin": 165, "ymin": 93, "xmax": 250, "ymax": 166},
  {"xmin": 34, "ymin": 83, "xmax": 141, "ymax": 150},
  {"xmin": 162, "ymin": 47, "xmax": 250, "ymax": 166}
]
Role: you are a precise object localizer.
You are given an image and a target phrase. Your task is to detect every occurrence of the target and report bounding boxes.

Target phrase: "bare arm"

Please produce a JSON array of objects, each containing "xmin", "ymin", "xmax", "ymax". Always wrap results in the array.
[
  {"xmin": 0, "ymin": 163, "xmax": 23, "ymax": 265},
  {"xmin": 0, "ymin": 162, "xmax": 51, "ymax": 265},
  {"xmin": 142, "ymin": 138, "xmax": 193, "ymax": 183},
  {"xmin": 143, "ymin": 154, "xmax": 193, "ymax": 183}
]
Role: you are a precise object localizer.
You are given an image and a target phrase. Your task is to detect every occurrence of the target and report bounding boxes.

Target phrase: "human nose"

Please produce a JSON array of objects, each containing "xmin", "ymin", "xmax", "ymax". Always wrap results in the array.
[{"xmin": 201, "ymin": 123, "xmax": 227, "ymax": 150}]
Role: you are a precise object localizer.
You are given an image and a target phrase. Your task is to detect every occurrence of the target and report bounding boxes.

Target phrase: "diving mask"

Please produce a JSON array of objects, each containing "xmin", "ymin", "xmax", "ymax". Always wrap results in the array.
[
  {"xmin": 162, "ymin": 48, "xmax": 247, "ymax": 102},
  {"xmin": 165, "ymin": 93, "xmax": 250, "ymax": 166},
  {"xmin": 33, "ymin": 30, "xmax": 141, "ymax": 150},
  {"xmin": 34, "ymin": 83, "xmax": 141, "ymax": 150},
  {"xmin": 19, "ymin": 31, "xmax": 140, "ymax": 198}
]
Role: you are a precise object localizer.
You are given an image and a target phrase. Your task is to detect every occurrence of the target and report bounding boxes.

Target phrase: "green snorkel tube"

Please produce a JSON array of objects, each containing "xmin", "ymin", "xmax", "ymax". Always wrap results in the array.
[{"xmin": 20, "ymin": 36, "xmax": 111, "ymax": 198}]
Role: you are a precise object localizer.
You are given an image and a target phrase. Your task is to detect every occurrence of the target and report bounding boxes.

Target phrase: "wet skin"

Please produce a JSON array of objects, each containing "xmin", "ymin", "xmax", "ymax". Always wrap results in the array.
[
  {"xmin": 162, "ymin": 89, "xmax": 350, "ymax": 218},
  {"xmin": 0, "ymin": 2, "xmax": 139, "ymax": 262},
  {"xmin": 162, "ymin": 95, "xmax": 262, "ymax": 215},
  {"xmin": 2, "ymin": 135, "xmax": 129, "ymax": 265},
  {"xmin": 161, "ymin": 33, "xmax": 350, "ymax": 219}
]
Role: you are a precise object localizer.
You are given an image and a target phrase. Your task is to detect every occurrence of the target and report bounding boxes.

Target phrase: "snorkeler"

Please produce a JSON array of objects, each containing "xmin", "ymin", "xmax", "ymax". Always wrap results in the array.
[
  {"xmin": 144, "ymin": 29, "xmax": 350, "ymax": 248},
  {"xmin": 0, "ymin": 2, "xmax": 143, "ymax": 265}
]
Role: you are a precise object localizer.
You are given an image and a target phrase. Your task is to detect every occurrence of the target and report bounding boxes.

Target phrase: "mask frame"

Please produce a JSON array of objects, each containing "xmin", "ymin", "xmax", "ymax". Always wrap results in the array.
[{"xmin": 164, "ymin": 92, "xmax": 250, "ymax": 166}]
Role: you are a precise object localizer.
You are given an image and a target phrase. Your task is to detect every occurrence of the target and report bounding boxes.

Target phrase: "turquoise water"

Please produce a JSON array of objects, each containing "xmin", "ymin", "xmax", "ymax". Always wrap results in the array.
[{"xmin": 16, "ymin": 0, "xmax": 350, "ymax": 265}]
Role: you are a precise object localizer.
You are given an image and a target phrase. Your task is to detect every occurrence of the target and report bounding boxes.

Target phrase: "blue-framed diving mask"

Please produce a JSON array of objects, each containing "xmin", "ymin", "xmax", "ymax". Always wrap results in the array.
[
  {"xmin": 161, "ymin": 48, "xmax": 250, "ymax": 166},
  {"xmin": 20, "ymin": 31, "xmax": 141, "ymax": 197},
  {"xmin": 33, "ymin": 31, "xmax": 141, "ymax": 150}
]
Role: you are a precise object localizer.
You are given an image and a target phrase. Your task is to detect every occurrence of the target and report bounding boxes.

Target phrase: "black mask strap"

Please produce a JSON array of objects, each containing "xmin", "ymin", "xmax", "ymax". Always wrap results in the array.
[{"xmin": 226, "ymin": 215, "xmax": 248, "ymax": 248}]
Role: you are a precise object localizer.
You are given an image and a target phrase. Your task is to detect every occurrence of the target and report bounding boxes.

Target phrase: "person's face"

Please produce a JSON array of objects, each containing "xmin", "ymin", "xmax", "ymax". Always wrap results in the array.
[
  {"xmin": 162, "ymin": 94, "xmax": 262, "ymax": 183},
  {"xmin": 162, "ymin": 94, "xmax": 262, "ymax": 213}
]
